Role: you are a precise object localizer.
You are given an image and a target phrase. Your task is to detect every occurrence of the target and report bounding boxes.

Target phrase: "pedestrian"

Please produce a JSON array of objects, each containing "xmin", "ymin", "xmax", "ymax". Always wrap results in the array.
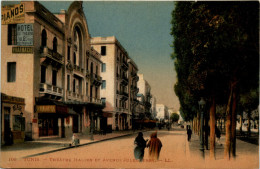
[
  {"xmin": 71, "ymin": 133, "xmax": 80, "ymax": 146},
  {"xmin": 187, "ymin": 126, "xmax": 192, "ymax": 141},
  {"xmin": 134, "ymin": 132, "xmax": 148, "ymax": 162},
  {"xmin": 146, "ymin": 131, "xmax": 162, "ymax": 160},
  {"xmin": 215, "ymin": 127, "xmax": 222, "ymax": 145}
]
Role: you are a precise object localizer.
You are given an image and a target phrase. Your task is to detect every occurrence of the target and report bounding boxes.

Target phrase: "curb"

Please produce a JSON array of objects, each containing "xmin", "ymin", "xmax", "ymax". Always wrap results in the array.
[{"xmin": 22, "ymin": 130, "xmax": 149, "ymax": 159}]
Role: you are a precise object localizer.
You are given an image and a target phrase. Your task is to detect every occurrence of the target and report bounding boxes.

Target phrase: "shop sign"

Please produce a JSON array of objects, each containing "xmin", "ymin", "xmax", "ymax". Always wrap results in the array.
[
  {"xmin": 36, "ymin": 105, "xmax": 56, "ymax": 113},
  {"xmin": 12, "ymin": 46, "xmax": 34, "ymax": 54},
  {"xmin": 2, "ymin": 3, "xmax": 24, "ymax": 25},
  {"xmin": 17, "ymin": 24, "xmax": 33, "ymax": 46},
  {"xmin": 32, "ymin": 119, "xmax": 38, "ymax": 123}
]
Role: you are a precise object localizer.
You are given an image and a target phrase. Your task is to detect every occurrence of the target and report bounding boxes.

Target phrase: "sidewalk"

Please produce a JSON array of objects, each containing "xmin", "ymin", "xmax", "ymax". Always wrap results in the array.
[
  {"xmin": 1, "ymin": 130, "xmax": 146, "ymax": 159},
  {"xmin": 187, "ymin": 131, "xmax": 259, "ymax": 168}
]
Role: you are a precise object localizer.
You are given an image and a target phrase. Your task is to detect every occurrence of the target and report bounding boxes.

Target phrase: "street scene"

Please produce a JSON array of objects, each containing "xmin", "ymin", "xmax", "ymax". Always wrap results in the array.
[{"xmin": 1, "ymin": 1, "xmax": 259, "ymax": 169}]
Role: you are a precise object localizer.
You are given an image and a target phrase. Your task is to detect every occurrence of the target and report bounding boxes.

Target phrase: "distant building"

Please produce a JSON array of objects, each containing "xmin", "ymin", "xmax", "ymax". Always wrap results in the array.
[
  {"xmin": 91, "ymin": 36, "xmax": 139, "ymax": 130},
  {"xmin": 150, "ymin": 97, "xmax": 157, "ymax": 119},
  {"xmin": 156, "ymin": 104, "xmax": 169, "ymax": 121},
  {"xmin": 137, "ymin": 74, "xmax": 152, "ymax": 119}
]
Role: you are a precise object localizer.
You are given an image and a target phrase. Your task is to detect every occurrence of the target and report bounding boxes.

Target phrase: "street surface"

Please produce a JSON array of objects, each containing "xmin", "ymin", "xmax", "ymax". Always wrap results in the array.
[{"xmin": 1, "ymin": 128, "xmax": 259, "ymax": 168}]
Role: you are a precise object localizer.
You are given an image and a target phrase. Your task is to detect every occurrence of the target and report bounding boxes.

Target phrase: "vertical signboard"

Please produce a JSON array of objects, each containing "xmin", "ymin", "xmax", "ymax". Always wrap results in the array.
[
  {"xmin": 1, "ymin": 3, "xmax": 25, "ymax": 25},
  {"xmin": 16, "ymin": 24, "xmax": 34, "ymax": 46}
]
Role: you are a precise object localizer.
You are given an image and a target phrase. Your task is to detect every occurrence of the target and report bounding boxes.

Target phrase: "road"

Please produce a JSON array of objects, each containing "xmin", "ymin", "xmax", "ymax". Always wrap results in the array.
[{"xmin": 3, "ymin": 128, "xmax": 259, "ymax": 168}]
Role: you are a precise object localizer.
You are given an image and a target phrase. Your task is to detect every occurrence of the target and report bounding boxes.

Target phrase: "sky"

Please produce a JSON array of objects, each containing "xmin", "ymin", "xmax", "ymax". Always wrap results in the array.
[{"xmin": 2, "ymin": 1, "xmax": 180, "ymax": 111}]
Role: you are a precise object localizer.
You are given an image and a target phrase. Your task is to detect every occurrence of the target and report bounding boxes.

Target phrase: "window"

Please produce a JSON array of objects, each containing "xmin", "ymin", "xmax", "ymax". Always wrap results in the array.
[
  {"xmin": 74, "ymin": 52, "xmax": 76, "ymax": 65},
  {"xmin": 101, "ymin": 46, "xmax": 106, "ymax": 56},
  {"xmin": 41, "ymin": 29, "xmax": 47, "ymax": 47},
  {"xmin": 73, "ymin": 79, "xmax": 76, "ymax": 92},
  {"xmin": 7, "ymin": 62, "xmax": 16, "ymax": 82},
  {"xmin": 8, "ymin": 24, "xmax": 17, "ymax": 45},
  {"xmin": 101, "ymin": 98, "xmax": 106, "ymax": 105},
  {"xmin": 53, "ymin": 37, "xmax": 57, "ymax": 53},
  {"xmin": 102, "ymin": 63, "xmax": 106, "ymax": 72},
  {"xmin": 86, "ymin": 59, "xmax": 89, "ymax": 70},
  {"xmin": 86, "ymin": 82, "xmax": 88, "ymax": 95},
  {"xmin": 52, "ymin": 70, "xmax": 57, "ymax": 86},
  {"xmin": 95, "ymin": 87, "xmax": 98, "ymax": 98},
  {"xmin": 116, "ymin": 99, "xmax": 118, "ymax": 107},
  {"xmin": 101, "ymin": 80, "xmax": 106, "ymax": 89},
  {"xmin": 41, "ymin": 65, "xmax": 46, "ymax": 83},
  {"xmin": 67, "ymin": 46, "xmax": 70, "ymax": 61},
  {"xmin": 67, "ymin": 75, "xmax": 70, "ymax": 90},
  {"xmin": 96, "ymin": 65, "xmax": 98, "ymax": 75}
]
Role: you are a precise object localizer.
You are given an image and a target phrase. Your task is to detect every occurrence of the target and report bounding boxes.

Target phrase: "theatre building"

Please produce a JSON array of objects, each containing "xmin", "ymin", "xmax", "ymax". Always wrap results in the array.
[{"xmin": 1, "ymin": 1, "xmax": 104, "ymax": 142}]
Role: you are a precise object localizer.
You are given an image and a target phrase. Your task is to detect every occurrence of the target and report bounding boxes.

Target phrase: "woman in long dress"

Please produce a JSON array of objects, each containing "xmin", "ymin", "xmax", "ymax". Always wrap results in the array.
[{"xmin": 146, "ymin": 132, "xmax": 162, "ymax": 160}]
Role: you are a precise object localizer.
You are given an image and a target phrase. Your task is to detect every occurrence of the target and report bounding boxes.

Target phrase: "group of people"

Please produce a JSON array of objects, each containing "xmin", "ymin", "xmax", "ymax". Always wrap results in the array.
[{"xmin": 134, "ymin": 132, "xmax": 162, "ymax": 162}]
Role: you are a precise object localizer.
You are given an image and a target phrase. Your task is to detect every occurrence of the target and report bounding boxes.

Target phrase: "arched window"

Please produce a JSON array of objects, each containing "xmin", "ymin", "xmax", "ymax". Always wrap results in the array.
[
  {"xmin": 73, "ymin": 52, "xmax": 76, "ymax": 65},
  {"xmin": 53, "ymin": 37, "xmax": 57, "ymax": 52},
  {"xmin": 41, "ymin": 29, "xmax": 47, "ymax": 47}
]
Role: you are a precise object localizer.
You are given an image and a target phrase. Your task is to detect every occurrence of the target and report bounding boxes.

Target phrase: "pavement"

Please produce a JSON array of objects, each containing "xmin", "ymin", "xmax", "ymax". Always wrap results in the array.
[
  {"xmin": 1, "ymin": 129, "xmax": 146, "ymax": 160},
  {"xmin": 1, "ymin": 127, "xmax": 259, "ymax": 168}
]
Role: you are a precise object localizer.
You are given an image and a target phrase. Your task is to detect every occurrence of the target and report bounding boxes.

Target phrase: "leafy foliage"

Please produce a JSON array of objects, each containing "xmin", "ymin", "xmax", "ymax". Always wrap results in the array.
[{"xmin": 170, "ymin": 113, "xmax": 180, "ymax": 122}]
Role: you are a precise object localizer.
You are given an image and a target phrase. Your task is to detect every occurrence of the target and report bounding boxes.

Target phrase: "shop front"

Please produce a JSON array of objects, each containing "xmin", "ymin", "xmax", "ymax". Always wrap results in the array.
[
  {"xmin": 36, "ymin": 99, "xmax": 69, "ymax": 138},
  {"xmin": 1, "ymin": 93, "xmax": 25, "ymax": 145}
]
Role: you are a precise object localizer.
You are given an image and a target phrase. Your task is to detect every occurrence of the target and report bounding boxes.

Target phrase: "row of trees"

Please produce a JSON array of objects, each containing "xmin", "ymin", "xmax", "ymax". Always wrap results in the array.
[{"xmin": 170, "ymin": 2, "xmax": 258, "ymax": 160}]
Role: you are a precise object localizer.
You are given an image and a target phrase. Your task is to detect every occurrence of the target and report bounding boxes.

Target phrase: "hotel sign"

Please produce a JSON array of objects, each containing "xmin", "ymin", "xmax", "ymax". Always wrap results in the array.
[
  {"xmin": 12, "ymin": 47, "xmax": 34, "ymax": 54},
  {"xmin": 17, "ymin": 24, "xmax": 34, "ymax": 46},
  {"xmin": 1, "ymin": 3, "xmax": 25, "ymax": 25}
]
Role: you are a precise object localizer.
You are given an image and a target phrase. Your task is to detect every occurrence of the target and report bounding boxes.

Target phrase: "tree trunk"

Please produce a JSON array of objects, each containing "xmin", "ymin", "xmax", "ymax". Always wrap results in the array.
[
  {"xmin": 220, "ymin": 118, "xmax": 223, "ymax": 132},
  {"xmin": 205, "ymin": 110, "xmax": 209, "ymax": 150},
  {"xmin": 224, "ymin": 85, "xmax": 233, "ymax": 160},
  {"xmin": 198, "ymin": 112, "xmax": 201, "ymax": 136},
  {"xmin": 210, "ymin": 97, "xmax": 216, "ymax": 159},
  {"xmin": 231, "ymin": 89, "xmax": 237, "ymax": 158}
]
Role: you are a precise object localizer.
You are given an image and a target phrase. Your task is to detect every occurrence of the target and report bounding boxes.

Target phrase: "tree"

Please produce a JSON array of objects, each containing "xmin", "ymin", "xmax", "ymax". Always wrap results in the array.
[
  {"xmin": 170, "ymin": 113, "xmax": 180, "ymax": 123},
  {"xmin": 171, "ymin": 1, "xmax": 259, "ymax": 160}
]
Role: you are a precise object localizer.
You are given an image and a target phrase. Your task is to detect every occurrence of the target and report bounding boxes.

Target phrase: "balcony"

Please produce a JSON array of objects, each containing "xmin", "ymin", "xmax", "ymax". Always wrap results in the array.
[
  {"xmin": 131, "ymin": 72, "xmax": 137, "ymax": 77},
  {"xmin": 73, "ymin": 64, "xmax": 84, "ymax": 74},
  {"xmin": 39, "ymin": 83, "xmax": 63, "ymax": 98},
  {"xmin": 86, "ymin": 70, "xmax": 90, "ymax": 78},
  {"xmin": 121, "ymin": 60, "xmax": 129, "ymax": 70},
  {"xmin": 121, "ymin": 75, "xmax": 128, "ymax": 85},
  {"xmin": 120, "ymin": 91, "xmax": 128, "ymax": 100},
  {"xmin": 89, "ymin": 97, "xmax": 102, "ymax": 104},
  {"xmin": 90, "ymin": 73, "xmax": 102, "ymax": 86},
  {"xmin": 66, "ymin": 90, "xmax": 84, "ymax": 101},
  {"xmin": 40, "ymin": 46, "xmax": 63, "ymax": 67},
  {"xmin": 131, "ymin": 85, "xmax": 138, "ymax": 91}
]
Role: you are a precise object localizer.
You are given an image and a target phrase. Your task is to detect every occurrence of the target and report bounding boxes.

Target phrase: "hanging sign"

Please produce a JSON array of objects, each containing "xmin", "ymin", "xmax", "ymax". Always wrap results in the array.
[
  {"xmin": 17, "ymin": 24, "xmax": 33, "ymax": 46},
  {"xmin": 1, "ymin": 3, "xmax": 25, "ymax": 25}
]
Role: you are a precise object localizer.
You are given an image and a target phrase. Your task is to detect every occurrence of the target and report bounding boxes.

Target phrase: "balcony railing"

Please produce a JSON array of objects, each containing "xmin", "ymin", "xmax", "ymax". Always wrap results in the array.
[
  {"xmin": 86, "ymin": 70, "xmax": 90, "ymax": 78},
  {"xmin": 91, "ymin": 73, "xmax": 102, "ymax": 86},
  {"xmin": 40, "ymin": 46, "xmax": 63, "ymax": 62},
  {"xmin": 131, "ymin": 72, "xmax": 137, "ymax": 77},
  {"xmin": 89, "ymin": 97, "xmax": 102, "ymax": 104},
  {"xmin": 40, "ymin": 83, "xmax": 63, "ymax": 96},
  {"xmin": 73, "ymin": 64, "xmax": 84, "ymax": 74},
  {"xmin": 121, "ymin": 61, "xmax": 129, "ymax": 70},
  {"xmin": 66, "ymin": 90, "xmax": 84, "ymax": 100}
]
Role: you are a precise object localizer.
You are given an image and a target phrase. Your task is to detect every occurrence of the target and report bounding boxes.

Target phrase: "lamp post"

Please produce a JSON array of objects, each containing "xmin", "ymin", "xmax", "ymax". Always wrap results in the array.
[{"xmin": 198, "ymin": 97, "xmax": 206, "ymax": 155}]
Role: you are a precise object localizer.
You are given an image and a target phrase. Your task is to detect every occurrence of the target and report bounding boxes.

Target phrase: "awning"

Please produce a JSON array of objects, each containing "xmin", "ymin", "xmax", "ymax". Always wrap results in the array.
[
  {"xmin": 36, "ymin": 98, "xmax": 68, "ymax": 115},
  {"xmin": 103, "ymin": 112, "xmax": 113, "ymax": 117}
]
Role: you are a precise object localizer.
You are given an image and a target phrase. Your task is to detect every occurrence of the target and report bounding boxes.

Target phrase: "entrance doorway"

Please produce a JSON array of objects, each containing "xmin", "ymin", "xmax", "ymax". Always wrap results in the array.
[
  {"xmin": 73, "ymin": 115, "xmax": 79, "ymax": 133},
  {"xmin": 4, "ymin": 107, "xmax": 11, "ymax": 144}
]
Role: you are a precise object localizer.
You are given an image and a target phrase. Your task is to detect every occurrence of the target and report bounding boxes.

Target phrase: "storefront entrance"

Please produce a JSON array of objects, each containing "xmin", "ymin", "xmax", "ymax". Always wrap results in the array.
[{"xmin": 38, "ymin": 114, "xmax": 58, "ymax": 137}]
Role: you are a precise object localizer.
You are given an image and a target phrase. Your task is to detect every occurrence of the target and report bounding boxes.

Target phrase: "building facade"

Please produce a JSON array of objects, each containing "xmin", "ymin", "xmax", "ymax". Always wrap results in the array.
[
  {"xmin": 1, "ymin": 1, "xmax": 104, "ymax": 142},
  {"xmin": 156, "ymin": 104, "xmax": 169, "ymax": 121},
  {"xmin": 91, "ymin": 36, "xmax": 138, "ymax": 130},
  {"xmin": 137, "ymin": 74, "xmax": 152, "ymax": 119}
]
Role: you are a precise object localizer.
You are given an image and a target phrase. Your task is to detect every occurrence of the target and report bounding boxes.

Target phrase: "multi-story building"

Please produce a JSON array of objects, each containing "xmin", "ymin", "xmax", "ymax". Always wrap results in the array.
[
  {"xmin": 1, "ymin": 1, "xmax": 104, "ymax": 143},
  {"xmin": 150, "ymin": 97, "xmax": 157, "ymax": 119},
  {"xmin": 156, "ymin": 104, "xmax": 169, "ymax": 121},
  {"xmin": 91, "ymin": 36, "xmax": 138, "ymax": 130},
  {"xmin": 137, "ymin": 74, "xmax": 152, "ymax": 119}
]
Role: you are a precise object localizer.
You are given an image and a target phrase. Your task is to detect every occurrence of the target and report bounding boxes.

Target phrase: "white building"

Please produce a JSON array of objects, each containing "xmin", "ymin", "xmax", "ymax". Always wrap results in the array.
[{"xmin": 156, "ymin": 104, "xmax": 168, "ymax": 120}]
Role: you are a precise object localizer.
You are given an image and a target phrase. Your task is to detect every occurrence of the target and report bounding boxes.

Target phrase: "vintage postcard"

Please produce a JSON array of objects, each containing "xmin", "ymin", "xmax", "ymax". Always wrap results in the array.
[{"xmin": 1, "ymin": 0, "xmax": 259, "ymax": 168}]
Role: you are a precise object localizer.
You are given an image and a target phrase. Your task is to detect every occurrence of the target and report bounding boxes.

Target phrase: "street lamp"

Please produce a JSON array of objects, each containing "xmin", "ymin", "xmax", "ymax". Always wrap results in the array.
[{"xmin": 198, "ymin": 97, "xmax": 206, "ymax": 153}]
